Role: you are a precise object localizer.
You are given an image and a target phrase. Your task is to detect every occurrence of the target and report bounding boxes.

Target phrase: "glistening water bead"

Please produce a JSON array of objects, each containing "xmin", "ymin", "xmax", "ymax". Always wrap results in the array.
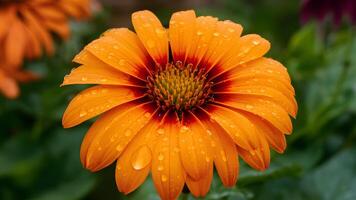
[{"xmin": 146, "ymin": 61, "xmax": 213, "ymax": 113}]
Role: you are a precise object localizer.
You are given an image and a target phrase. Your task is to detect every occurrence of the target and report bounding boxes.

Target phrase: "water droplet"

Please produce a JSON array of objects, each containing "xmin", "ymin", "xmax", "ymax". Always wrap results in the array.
[
  {"xmin": 157, "ymin": 165, "xmax": 164, "ymax": 171},
  {"xmin": 220, "ymin": 151, "xmax": 227, "ymax": 162},
  {"xmin": 91, "ymin": 90, "xmax": 97, "ymax": 95},
  {"xmin": 116, "ymin": 144, "xmax": 124, "ymax": 151},
  {"xmin": 229, "ymin": 124, "xmax": 236, "ymax": 128},
  {"xmin": 206, "ymin": 130, "xmax": 213, "ymax": 136},
  {"xmin": 179, "ymin": 126, "xmax": 189, "ymax": 133},
  {"xmin": 211, "ymin": 141, "xmax": 216, "ymax": 147},
  {"xmin": 144, "ymin": 112, "xmax": 151, "ymax": 118},
  {"xmin": 131, "ymin": 145, "xmax": 152, "ymax": 170},
  {"xmin": 196, "ymin": 31, "xmax": 203, "ymax": 36},
  {"xmin": 79, "ymin": 111, "xmax": 87, "ymax": 117},
  {"xmin": 246, "ymin": 105, "xmax": 254, "ymax": 109},
  {"xmin": 158, "ymin": 152, "xmax": 164, "ymax": 161},
  {"xmin": 228, "ymin": 28, "xmax": 235, "ymax": 33},
  {"xmin": 100, "ymin": 78, "xmax": 108, "ymax": 82},
  {"xmin": 213, "ymin": 32, "xmax": 220, "ymax": 37},
  {"xmin": 124, "ymin": 129, "xmax": 132, "ymax": 137},
  {"xmin": 205, "ymin": 156, "xmax": 210, "ymax": 162},
  {"xmin": 157, "ymin": 128, "xmax": 165, "ymax": 135},
  {"xmin": 155, "ymin": 28, "xmax": 165, "ymax": 37},
  {"xmin": 252, "ymin": 40, "xmax": 260, "ymax": 45},
  {"xmin": 161, "ymin": 174, "xmax": 168, "ymax": 182},
  {"xmin": 81, "ymin": 77, "xmax": 88, "ymax": 81}
]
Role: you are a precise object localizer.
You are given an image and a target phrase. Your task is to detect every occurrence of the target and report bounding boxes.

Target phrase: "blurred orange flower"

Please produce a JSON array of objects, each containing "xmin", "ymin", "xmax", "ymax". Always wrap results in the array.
[
  {"xmin": 62, "ymin": 10, "xmax": 297, "ymax": 200},
  {"xmin": 0, "ymin": 0, "xmax": 92, "ymax": 98}
]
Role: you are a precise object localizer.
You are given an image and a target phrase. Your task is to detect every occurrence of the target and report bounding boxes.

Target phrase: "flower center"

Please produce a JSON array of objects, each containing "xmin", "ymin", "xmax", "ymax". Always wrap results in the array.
[{"xmin": 147, "ymin": 61, "xmax": 213, "ymax": 112}]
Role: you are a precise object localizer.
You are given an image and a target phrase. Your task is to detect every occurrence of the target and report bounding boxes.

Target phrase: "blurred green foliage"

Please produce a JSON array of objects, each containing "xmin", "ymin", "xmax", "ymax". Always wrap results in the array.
[{"xmin": 1, "ymin": 0, "xmax": 356, "ymax": 199}]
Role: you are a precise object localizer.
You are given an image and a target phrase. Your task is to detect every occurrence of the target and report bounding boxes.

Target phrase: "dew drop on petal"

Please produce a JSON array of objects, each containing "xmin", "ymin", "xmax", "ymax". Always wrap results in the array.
[
  {"xmin": 144, "ymin": 112, "xmax": 151, "ymax": 118},
  {"xmin": 124, "ymin": 129, "xmax": 132, "ymax": 137},
  {"xmin": 228, "ymin": 28, "xmax": 235, "ymax": 33},
  {"xmin": 220, "ymin": 150, "xmax": 227, "ymax": 162},
  {"xmin": 157, "ymin": 165, "xmax": 164, "ymax": 171},
  {"xmin": 79, "ymin": 111, "xmax": 87, "ymax": 117},
  {"xmin": 158, "ymin": 152, "xmax": 164, "ymax": 161},
  {"xmin": 161, "ymin": 174, "xmax": 168, "ymax": 182},
  {"xmin": 179, "ymin": 126, "xmax": 189, "ymax": 133},
  {"xmin": 205, "ymin": 156, "xmax": 210, "ymax": 162},
  {"xmin": 131, "ymin": 145, "xmax": 152, "ymax": 170},
  {"xmin": 252, "ymin": 40, "xmax": 260, "ymax": 45},
  {"xmin": 157, "ymin": 128, "xmax": 165, "ymax": 135},
  {"xmin": 213, "ymin": 32, "xmax": 220, "ymax": 37},
  {"xmin": 116, "ymin": 144, "xmax": 124, "ymax": 152},
  {"xmin": 246, "ymin": 105, "xmax": 254, "ymax": 109}
]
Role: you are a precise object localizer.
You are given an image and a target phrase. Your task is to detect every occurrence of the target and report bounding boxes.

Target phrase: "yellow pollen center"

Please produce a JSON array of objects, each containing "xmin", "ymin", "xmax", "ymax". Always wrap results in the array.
[{"xmin": 147, "ymin": 62, "xmax": 213, "ymax": 112}]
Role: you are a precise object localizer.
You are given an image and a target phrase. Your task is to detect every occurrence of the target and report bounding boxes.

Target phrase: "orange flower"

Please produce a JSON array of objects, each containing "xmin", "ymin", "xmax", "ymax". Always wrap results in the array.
[
  {"xmin": 0, "ymin": 0, "xmax": 91, "ymax": 98},
  {"xmin": 62, "ymin": 10, "xmax": 297, "ymax": 200}
]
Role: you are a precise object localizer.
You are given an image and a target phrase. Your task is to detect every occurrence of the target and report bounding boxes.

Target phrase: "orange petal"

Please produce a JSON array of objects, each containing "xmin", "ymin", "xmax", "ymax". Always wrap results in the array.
[
  {"xmin": 35, "ymin": 5, "xmax": 67, "ymax": 21},
  {"xmin": 243, "ymin": 113, "xmax": 287, "ymax": 153},
  {"xmin": 169, "ymin": 10, "xmax": 196, "ymax": 62},
  {"xmin": 23, "ymin": 23, "xmax": 42, "ymax": 59},
  {"xmin": 223, "ymin": 58, "xmax": 292, "ymax": 82},
  {"xmin": 84, "ymin": 30, "xmax": 151, "ymax": 81},
  {"xmin": 186, "ymin": 163, "xmax": 213, "ymax": 197},
  {"xmin": 0, "ymin": 69, "xmax": 19, "ymax": 99},
  {"xmin": 62, "ymin": 85, "xmax": 145, "ymax": 128},
  {"xmin": 21, "ymin": 7, "xmax": 54, "ymax": 55},
  {"xmin": 183, "ymin": 16, "xmax": 218, "ymax": 66},
  {"xmin": 116, "ymin": 110, "xmax": 164, "ymax": 194},
  {"xmin": 236, "ymin": 132, "xmax": 270, "ymax": 171},
  {"xmin": 200, "ymin": 20, "xmax": 243, "ymax": 71},
  {"xmin": 206, "ymin": 104, "xmax": 260, "ymax": 150},
  {"xmin": 4, "ymin": 19, "xmax": 27, "ymax": 67},
  {"xmin": 132, "ymin": 10, "xmax": 169, "ymax": 66},
  {"xmin": 61, "ymin": 64, "xmax": 144, "ymax": 87},
  {"xmin": 58, "ymin": 0, "xmax": 90, "ymax": 19},
  {"xmin": 102, "ymin": 28, "xmax": 154, "ymax": 71},
  {"xmin": 210, "ymin": 34, "xmax": 270, "ymax": 79},
  {"xmin": 214, "ymin": 58, "xmax": 295, "ymax": 96},
  {"xmin": 0, "ymin": 6, "xmax": 16, "ymax": 40},
  {"xmin": 178, "ymin": 111, "xmax": 212, "ymax": 180},
  {"xmin": 151, "ymin": 111, "xmax": 185, "ymax": 200},
  {"xmin": 196, "ymin": 107, "xmax": 239, "ymax": 186},
  {"xmin": 44, "ymin": 19, "xmax": 70, "ymax": 40},
  {"xmin": 80, "ymin": 101, "xmax": 155, "ymax": 171},
  {"xmin": 215, "ymin": 85, "xmax": 297, "ymax": 117},
  {"xmin": 12, "ymin": 70, "xmax": 40, "ymax": 82},
  {"xmin": 215, "ymin": 94, "xmax": 293, "ymax": 134}
]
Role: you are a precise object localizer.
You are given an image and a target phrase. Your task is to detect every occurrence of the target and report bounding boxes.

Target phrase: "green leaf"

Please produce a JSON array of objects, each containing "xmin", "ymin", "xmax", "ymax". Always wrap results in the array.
[
  {"xmin": 29, "ymin": 173, "xmax": 95, "ymax": 200},
  {"xmin": 302, "ymin": 147, "xmax": 356, "ymax": 200}
]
